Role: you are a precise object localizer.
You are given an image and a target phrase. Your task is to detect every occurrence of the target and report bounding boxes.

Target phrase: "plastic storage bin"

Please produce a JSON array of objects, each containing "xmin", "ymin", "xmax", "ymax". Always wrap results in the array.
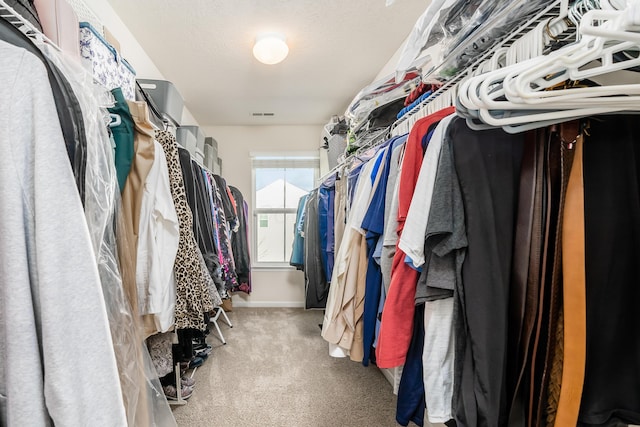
[
  {"xmin": 176, "ymin": 127, "xmax": 197, "ymax": 154},
  {"xmin": 204, "ymin": 144, "xmax": 214, "ymax": 171},
  {"xmin": 177, "ymin": 125, "xmax": 207, "ymax": 165},
  {"xmin": 194, "ymin": 148, "xmax": 205, "ymax": 164},
  {"xmin": 137, "ymin": 79, "xmax": 184, "ymax": 126},
  {"xmin": 79, "ymin": 22, "xmax": 136, "ymax": 100},
  {"xmin": 204, "ymin": 137, "xmax": 219, "ymax": 171},
  {"xmin": 35, "ymin": 0, "xmax": 81, "ymax": 60},
  {"xmin": 181, "ymin": 126, "xmax": 205, "ymax": 154}
]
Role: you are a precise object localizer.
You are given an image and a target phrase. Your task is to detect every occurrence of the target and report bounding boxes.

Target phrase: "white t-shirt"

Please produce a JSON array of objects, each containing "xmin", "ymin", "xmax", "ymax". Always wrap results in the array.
[
  {"xmin": 398, "ymin": 113, "xmax": 456, "ymax": 268},
  {"xmin": 136, "ymin": 141, "xmax": 180, "ymax": 334},
  {"xmin": 423, "ymin": 298, "xmax": 455, "ymax": 423}
]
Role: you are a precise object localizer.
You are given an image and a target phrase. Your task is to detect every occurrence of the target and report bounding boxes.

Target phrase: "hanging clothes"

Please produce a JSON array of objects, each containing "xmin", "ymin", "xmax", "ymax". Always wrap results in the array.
[
  {"xmin": 578, "ymin": 115, "xmax": 640, "ymax": 427},
  {"xmin": 318, "ymin": 175, "xmax": 337, "ymax": 281},
  {"xmin": 376, "ymin": 106, "xmax": 455, "ymax": 369},
  {"xmin": 361, "ymin": 138, "xmax": 401, "ymax": 366},
  {"xmin": 449, "ymin": 117, "xmax": 525, "ymax": 427},
  {"xmin": 290, "ymin": 193, "xmax": 309, "ymax": 269},
  {"xmin": 39, "ymin": 34, "xmax": 175, "ymax": 426},
  {"xmin": 303, "ymin": 190, "xmax": 328, "ymax": 309},
  {"xmin": 202, "ymin": 171, "xmax": 227, "ymax": 298},
  {"xmin": 334, "ymin": 168, "xmax": 347, "ymax": 259},
  {"xmin": 108, "ymin": 87, "xmax": 135, "ymax": 193},
  {"xmin": 214, "ymin": 174, "xmax": 239, "ymax": 233},
  {"xmin": 137, "ymin": 140, "xmax": 180, "ymax": 337},
  {"xmin": 380, "ymin": 136, "xmax": 407, "ymax": 292},
  {"xmin": 178, "ymin": 147, "xmax": 198, "ymax": 237},
  {"xmin": 322, "ymin": 146, "xmax": 387, "ymax": 359},
  {"xmin": 177, "ymin": 147, "xmax": 223, "ymax": 304},
  {"xmin": 191, "ymin": 160, "xmax": 218, "ymax": 258},
  {"xmin": 156, "ymin": 130, "xmax": 214, "ymax": 331},
  {"xmin": 0, "ymin": 17, "xmax": 87, "ymax": 204},
  {"xmin": 119, "ymin": 100, "xmax": 156, "ymax": 315},
  {"xmin": 211, "ymin": 174, "xmax": 239, "ymax": 292},
  {"xmin": 241, "ymin": 198, "xmax": 252, "ymax": 290},
  {"xmin": 0, "ymin": 39, "xmax": 127, "ymax": 426},
  {"xmin": 419, "ymin": 121, "xmax": 462, "ymax": 425},
  {"xmin": 396, "ymin": 304, "xmax": 426, "ymax": 427},
  {"xmin": 230, "ymin": 186, "xmax": 252, "ymax": 292}
]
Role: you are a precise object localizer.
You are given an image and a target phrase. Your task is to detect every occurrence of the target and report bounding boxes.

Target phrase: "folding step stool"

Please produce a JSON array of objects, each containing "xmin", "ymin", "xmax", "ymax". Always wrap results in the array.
[{"xmin": 209, "ymin": 306, "xmax": 233, "ymax": 345}]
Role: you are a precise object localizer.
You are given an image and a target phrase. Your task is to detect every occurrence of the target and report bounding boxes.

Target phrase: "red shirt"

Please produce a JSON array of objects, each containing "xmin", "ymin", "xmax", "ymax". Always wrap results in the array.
[{"xmin": 376, "ymin": 106, "xmax": 456, "ymax": 368}]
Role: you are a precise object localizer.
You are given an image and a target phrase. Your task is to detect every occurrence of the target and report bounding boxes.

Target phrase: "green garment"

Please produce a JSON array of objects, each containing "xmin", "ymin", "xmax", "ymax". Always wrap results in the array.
[{"xmin": 108, "ymin": 87, "xmax": 134, "ymax": 192}]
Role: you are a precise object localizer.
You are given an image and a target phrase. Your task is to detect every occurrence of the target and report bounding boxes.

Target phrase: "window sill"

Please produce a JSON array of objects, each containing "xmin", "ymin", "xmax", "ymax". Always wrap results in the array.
[{"xmin": 251, "ymin": 264, "xmax": 299, "ymax": 272}]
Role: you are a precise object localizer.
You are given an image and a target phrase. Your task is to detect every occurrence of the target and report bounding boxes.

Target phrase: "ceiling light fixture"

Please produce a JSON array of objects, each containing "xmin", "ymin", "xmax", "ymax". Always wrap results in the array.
[{"xmin": 253, "ymin": 33, "xmax": 289, "ymax": 65}]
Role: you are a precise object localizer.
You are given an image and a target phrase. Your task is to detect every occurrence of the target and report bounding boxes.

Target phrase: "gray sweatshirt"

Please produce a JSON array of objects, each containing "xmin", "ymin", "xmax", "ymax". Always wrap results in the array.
[{"xmin": 0, "ymin": 40, "xmax": 127, "ymax": 426}]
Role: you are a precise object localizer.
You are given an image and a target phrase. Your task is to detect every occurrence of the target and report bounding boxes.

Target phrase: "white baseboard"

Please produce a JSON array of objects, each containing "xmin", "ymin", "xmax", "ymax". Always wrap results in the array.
[
  {"xmin": 380, "ymin": 368, "xmax": 396, "ymax": 391},
  {"xmin": 231, "ymin": 300, "xmax": 305, "ymax": 308},
  {"xmin": 380, "ymin": 366, "xmax": 402, "ymax": 395}
]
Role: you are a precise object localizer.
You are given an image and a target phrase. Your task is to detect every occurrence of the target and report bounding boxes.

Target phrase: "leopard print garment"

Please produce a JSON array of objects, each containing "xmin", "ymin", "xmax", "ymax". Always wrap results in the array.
[{"xmin": 156, "ymin": 130, "xmax": 213, "ymax": 330}]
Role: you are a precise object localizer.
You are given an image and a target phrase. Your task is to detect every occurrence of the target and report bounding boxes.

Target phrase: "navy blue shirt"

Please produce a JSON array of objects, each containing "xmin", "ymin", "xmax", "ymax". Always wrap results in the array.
[{"xmin": 360, "ymin": 136, "xmax": 403, "ymax": 366}]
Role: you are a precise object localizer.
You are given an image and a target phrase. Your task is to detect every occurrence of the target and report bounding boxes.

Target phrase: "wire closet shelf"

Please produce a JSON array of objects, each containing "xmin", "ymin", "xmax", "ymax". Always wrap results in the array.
[{"xmin": 390, "ymin": 0, "xmax": 572, "ymax": 135}]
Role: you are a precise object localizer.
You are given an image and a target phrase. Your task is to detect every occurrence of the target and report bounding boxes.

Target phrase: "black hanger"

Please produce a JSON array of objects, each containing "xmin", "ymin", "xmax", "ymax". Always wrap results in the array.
[{"xmin": 135, "ymin": 80, "xmax": 169, "ymax": 130}]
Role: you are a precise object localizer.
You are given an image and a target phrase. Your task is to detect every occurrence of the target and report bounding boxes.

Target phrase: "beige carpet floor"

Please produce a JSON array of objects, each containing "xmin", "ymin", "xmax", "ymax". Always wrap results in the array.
[{"xmin": 171, "ymin": 307, "xmax": 398, "ymax": 426}]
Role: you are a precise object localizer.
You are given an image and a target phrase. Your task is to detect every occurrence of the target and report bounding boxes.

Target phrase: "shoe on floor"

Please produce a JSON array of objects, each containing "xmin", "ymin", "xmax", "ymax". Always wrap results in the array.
[
  {"xmin": 181, "ymin": 376, "xmax": 195, "ymax": 388},
  {"xmin": 193, "ymin": 340, "xmax": 210, "ymax": 350},
  {"xmin": 188, "ymin": 356, "xmax": 204, "ymax": 369},
  {"xmin": 163, "ymin": 384, "xmax": 193, "ymax": 401},
  {"xmin": 194, "ymin": 345, "xmax": 212, "ymax": 357}
]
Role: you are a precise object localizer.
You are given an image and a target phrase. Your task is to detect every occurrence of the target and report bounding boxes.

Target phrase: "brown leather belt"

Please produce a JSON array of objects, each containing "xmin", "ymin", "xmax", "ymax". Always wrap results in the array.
[
  {"xmin": 509, "ymin": 122, "xmax": 581, "ymax": 427},
  {"xmin": 529, "ymin": 125, "xmax": 562, "ymax": 427},
  {"xmin": 528, "ymin": 121, "xmax": 579, "ymax": 426},
  {"xmin": 508, "ymin": 128, "xmax": 546, "ymax": 426},
  {"xmin": 543, "ymin": 122, "xmax": 577, "ymax": 426},
  {"xmin": 508, "ymin": 129, "xmax": 538, "ymax": 395},
  {"xmin": 554, "ymin": 122, "xmax": 587, "ymax": 427}
]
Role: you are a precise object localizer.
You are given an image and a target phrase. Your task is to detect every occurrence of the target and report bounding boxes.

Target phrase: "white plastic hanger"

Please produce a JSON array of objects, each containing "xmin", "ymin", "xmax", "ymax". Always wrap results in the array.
[
  {"xmin": 108, "ymin": 113, "xmax": 121, "ymax": 128},
  {"xmin": 457, "ymin": 2, "xmax": 640, "ymax": 131},
  {"xmin": 503, "ymin": 8, "xmax": 640, "ymax": 102}
]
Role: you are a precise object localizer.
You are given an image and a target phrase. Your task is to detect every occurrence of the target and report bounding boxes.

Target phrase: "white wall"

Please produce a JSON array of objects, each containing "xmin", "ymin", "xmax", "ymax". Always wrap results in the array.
[
  {"xmin": 82, "ymin": 0, "xmax": 198, "ymax": 126},
  {"xmin": 374, "ymin": 37, "xmax": 408, "ymax": 81},
  {"xmin": 202, "ymin": 125, "xmax": 324, "ymax": 307},
  {"xmin": 82, "ymin": 0, "xmax": 326, "ymax": 308},
  {"xmin": 80, "ymin": 0, "xmax": 406, "ymax": 308}
]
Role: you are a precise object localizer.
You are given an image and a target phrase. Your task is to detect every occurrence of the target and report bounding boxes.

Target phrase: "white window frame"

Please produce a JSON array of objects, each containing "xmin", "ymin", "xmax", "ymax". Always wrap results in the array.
[{"xmin": 250, "ymin": 151, "xmax": 319, "ymax": 269}]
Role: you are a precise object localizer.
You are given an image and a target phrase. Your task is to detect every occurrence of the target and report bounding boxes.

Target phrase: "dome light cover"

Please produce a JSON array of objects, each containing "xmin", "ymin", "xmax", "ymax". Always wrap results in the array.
[{"xmin": 253, "ymin": 33, "xmax": 289, "ymax": 65}]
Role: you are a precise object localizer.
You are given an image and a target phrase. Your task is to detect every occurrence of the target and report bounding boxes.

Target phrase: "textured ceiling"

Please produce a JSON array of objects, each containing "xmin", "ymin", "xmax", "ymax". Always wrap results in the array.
[{"xmin": 107, "ymin": 0, "xmax": 429, "ymax": 126}]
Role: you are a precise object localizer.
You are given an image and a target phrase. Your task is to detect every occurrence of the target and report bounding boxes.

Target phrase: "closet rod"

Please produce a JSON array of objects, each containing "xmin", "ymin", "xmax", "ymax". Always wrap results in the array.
[
  {"xmin": 391, "ymin": 0, "xmax": 567, "ymax": 133},
  {"xmin": 0, "ymin": 0, "xmax": 59, "ymax": 49},
  {"xmin": 187, "ymin": 149, "xmax": 222, "ymax": 179},
  {"xmin": 316, "ymin": 0, "xmax": 570, "ymax": 186}
]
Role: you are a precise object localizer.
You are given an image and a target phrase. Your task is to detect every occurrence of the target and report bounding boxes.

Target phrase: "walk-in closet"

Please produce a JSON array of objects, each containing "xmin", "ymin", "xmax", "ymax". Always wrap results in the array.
[{"xmin": 2, "ymin": 0, "xmax": 640, "ymax": 426}]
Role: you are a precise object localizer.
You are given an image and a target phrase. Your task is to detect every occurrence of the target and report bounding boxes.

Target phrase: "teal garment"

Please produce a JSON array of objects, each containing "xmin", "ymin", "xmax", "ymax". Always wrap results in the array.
[
  {"xmin": 290, "ymin": 193, "xmax": 309, "ymax": 268},
  {"xmin": 107, "ymin": 87, "xmax": 134, "ymax": 192}
]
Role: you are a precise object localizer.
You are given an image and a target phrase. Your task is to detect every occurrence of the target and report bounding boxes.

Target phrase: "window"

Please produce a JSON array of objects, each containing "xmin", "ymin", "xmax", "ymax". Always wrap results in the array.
[{"xmin": 252, "ymin": 152, "xmax": 319, "ymax": 267}]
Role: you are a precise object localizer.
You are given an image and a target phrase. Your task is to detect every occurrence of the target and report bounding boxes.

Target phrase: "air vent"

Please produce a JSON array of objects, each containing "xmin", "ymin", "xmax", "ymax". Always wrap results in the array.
[{"xmin": 252, "ymin": 112, "xmax": 275, "ymax": 117}]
